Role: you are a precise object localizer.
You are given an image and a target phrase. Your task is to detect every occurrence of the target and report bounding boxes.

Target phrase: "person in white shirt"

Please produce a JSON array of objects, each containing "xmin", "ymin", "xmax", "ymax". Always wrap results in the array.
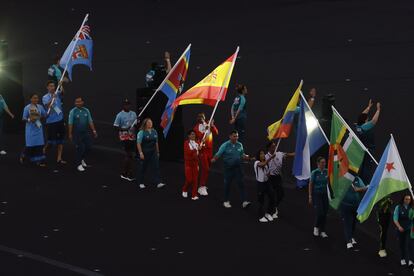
[
  {"xmin": 265, "ymin": 141, "xmax": 295, "ymax": 219},
  {"xmin": 254, "ymin": 149, "xmax": 276, "ymax": 223}
]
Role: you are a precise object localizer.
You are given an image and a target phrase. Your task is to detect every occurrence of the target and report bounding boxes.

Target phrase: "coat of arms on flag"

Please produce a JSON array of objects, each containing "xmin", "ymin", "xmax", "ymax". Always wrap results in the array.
[{"xmin": 60, "ymin": 17, "xmax": 93, "ymax": 80}]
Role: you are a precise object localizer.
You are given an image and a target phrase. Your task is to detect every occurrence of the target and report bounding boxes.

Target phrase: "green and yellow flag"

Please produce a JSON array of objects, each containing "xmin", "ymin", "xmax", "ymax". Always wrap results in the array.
[{"xmin": 328, "ymin": 108, "xmax": 365, "ymax": 209}]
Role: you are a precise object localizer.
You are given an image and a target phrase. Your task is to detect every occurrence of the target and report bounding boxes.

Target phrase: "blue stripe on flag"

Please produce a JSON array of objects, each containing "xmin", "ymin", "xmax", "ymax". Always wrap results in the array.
[{"xmin": 356, "ymin": 141, "xmax": 390, "ymax": 216}]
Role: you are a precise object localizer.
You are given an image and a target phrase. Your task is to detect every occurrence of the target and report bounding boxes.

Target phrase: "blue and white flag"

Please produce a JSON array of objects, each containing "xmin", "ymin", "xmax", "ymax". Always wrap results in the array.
[
  {"xmin": 293, "ymin": 98, "xmax": 328, "ymax": 180},
  {"xmin": 59, "ymin": 17, "xmax": 93, "ymax": 80}
]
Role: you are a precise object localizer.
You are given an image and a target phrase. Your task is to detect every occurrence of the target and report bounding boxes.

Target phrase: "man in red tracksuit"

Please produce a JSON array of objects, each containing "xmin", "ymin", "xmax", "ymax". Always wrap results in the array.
[
  {"xmin": 182, "ymin": 130, "xmax": 200, "ymax": 200},
  {"xmin": 193, "ymin": 113, "xmax": 218, "ymax": 196}
]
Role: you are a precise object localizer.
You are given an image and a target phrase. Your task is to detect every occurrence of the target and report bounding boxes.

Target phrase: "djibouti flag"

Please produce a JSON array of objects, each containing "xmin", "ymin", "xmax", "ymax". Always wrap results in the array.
[{"xmin": 357, "ymin": 135, "xmax": 411, "ymax": 222}]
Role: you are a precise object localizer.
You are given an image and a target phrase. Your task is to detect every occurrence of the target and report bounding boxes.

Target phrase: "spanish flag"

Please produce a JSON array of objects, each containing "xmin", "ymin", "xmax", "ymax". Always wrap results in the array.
[
  {"xmin": 173, "ymin": 48, "xmax": 239, "ymax": 108},
  {"xmin": 267, "ymin": 80, "xmax": 303, "ymax": 140},
  {"xmin": 162, "ymin": 48, "xmax": 239, "ymax": 137}
]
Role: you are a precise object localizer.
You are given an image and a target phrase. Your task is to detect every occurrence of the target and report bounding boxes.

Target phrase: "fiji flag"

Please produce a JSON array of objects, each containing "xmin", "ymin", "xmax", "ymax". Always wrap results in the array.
[
  {"xmin": 160, "ymin": 44, "xmax": 191, "ymax": 137},
  {"xmin": 293, "ymin": 97, "xmax": 328, "ymax": 182},
  {"xmin": 59, "ymin": 17, "xmax": 93, "ymax": 80}
]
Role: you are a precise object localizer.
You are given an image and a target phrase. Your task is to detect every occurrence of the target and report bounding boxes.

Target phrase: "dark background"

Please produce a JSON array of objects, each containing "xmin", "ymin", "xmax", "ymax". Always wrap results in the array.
[{"xmin": 1, "ymin": 0, "xmax": 413, "ymax": 168}]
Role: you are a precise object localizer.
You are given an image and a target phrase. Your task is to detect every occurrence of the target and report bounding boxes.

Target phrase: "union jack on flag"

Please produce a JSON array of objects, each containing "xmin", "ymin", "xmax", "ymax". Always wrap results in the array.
[
  {"xmin": 78, "ymin": 24, "xmax": 91, "ymax": 40},
  {"xmin": 59, "ymin": 16, "xmax": 93, "ymax": 80}
]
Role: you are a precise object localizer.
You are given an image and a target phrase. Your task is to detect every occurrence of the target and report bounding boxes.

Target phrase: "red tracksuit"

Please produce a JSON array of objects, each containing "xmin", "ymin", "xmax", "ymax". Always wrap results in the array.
[
  {"xmin": 193, "ymin": 122, "xmax": 218, "ymax": 187},
  {"xmin": 183, "ymin": 140, "xmax": 199, "ymax": 198}
]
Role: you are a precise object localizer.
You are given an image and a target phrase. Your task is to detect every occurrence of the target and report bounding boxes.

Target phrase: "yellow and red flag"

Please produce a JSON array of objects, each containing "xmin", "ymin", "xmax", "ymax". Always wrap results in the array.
[{"xmin": 172, "ymin": 50, "xmax": 238, "ymax": 108}]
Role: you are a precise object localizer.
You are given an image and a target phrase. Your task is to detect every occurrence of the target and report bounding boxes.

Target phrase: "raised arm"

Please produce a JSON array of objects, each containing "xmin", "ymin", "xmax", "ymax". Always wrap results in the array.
[
  {"xmin": 362, "ymin": 99, "xmax": 373, "ymax": 114},
  {"xmin": 164, "ymin": 51, "xmax": 172, "ymax": 73},
  {"xmin": 370, "ymin": 102, "xmax": 381, "ymax": 125}
]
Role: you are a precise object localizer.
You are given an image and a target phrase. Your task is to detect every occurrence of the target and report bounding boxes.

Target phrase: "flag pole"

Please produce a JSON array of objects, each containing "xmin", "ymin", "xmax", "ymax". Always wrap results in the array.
[
  {"xmin": 299, "ymin": 91, "xmax": 330, "ymax": 144},
  {"xmin": 201, "ymin": 46, "xmax": 240, "ymax": 144},
  {"xmin": 390, "ymin": 134, "xmax": 414, "ymax": 198},
  {"xmin": 331, "ymin": 106, "xmax": 378, "ymax": 165},
  {"xmin": 274, "ymin": 137, "xmax": 282, "ymax": 152},
  {"xmin": 136, "ymin": 43, "xmax": 192, "ymax": 120},
  {"xmin": 48, "ymin": 13, "xmax": 89, "ymax": 115}
]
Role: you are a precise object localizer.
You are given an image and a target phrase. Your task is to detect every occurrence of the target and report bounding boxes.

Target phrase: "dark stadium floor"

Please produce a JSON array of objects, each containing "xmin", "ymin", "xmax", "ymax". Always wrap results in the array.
[{"xmin": 0, "ymin": 132, "xmax": 412, "ymax": 276}]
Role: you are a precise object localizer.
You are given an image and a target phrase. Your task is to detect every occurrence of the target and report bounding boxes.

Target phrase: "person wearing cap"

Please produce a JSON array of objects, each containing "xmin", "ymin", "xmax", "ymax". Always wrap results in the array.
[
  {"xmin": 193, "ymin": 113, "xmax": 218, "ymax": 196},
  {"xmin": 211, "ymin": 130, "xmax": 252, "ymax": 209},
  {"xmin": 68, "ymin": 96, "xmax": 97, "ymax": 172},
  {"xmin": 0, "ymin": 94, "xmax": 15, "ymax": 155},
  {"xmin": 114, "ymin": 98, "xmax": 137, "ymax": 181}
]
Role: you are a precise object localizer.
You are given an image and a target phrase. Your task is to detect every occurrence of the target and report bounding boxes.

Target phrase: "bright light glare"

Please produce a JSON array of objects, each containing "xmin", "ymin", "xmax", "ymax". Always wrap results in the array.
[{"xmin": 306, "ymin": 114, "xmax": 319, "ymax": 133}]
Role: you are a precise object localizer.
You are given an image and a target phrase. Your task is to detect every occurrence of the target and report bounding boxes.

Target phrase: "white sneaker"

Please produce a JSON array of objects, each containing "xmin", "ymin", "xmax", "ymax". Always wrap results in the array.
[
  {"xmin": 223, "ymin": 201, "xmax": 232, "ymax": 208},
  {"xmin": 264, "ymin": 213, "xmax": 274, "ymax": 222},
  {"xmin": 272, "ymin": 208, "xmax": 279, "ymax": 219},
  {"xmin": 191, "ymin": 196, "xmax": 199, "ymax": 200},
  {"xmin": 320, "ymin": 232, "xmax": 328, "ymax": 238},
  {"xmin": 409, "ymin": 260, "xmax": 413, "ymax": 266},
  {"xmin": 157, "ymin": 183, "xmax": 166, "ymax": 188},
  {"xmin": 259, "ymin": 217, "xmax": 268, "ymax": 223},
  {"xmin": 401, "ymin": 259, "xmax": 407, "ymax": 266},
  {"xmin": 126, "ymin": 177, "xmax": 135, "ymax": 182},
  {"xmin": 347, "ymin": 242, "xmax": 353, "ymax": 249},
  {"xmin": 182, "ymin": 192, "xmax": 188, "ymax": 198},
  {"xmin": 378, "ymin": 249, "xmax": 387, "ymax": 258},
  {"xmin": 313, "ymin": 227, "xmax": 320, "ymax": 237},
  {"xmin": 0, "ymin": 150, "xmax": 7, "ymax": 155},
  {"xmin": 198, "ymin": 186, "xmax": 208, "ymax": 196},
  {"xmin": 120, "ymin": 175, "xmax": 129, "ymax": 181},
  {"xmin": 242, "ymin": 201, "xmax": 251, "ymax": 209},
  {"xmin": 81, "ymin": 159, "xmax": 88, "ymax": 167},
  {"xmin": 139, "ymin": 184, "xmax": 146, "ymax": 189},
  {"xmin": 77, "ymin": 165, "xmax": 85, "ymax": 172},
  {"xmin": 351, "ymin": 238, "xmax": 357, "ymax": 245}
]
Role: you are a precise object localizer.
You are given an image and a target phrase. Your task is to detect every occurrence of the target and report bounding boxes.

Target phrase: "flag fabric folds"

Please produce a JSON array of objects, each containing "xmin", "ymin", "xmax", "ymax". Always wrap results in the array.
[
  {"xmin": 60, "ymin": 17, "xmax": 93, "ymax": 80},
  {"xmin": 159, "ymin": 46, "xmax": 191, "ymax": 136},
  {"xmin": 328, "ymin": 109, "xmax": 365, "ymax": 209},
  {"xmin": 293, "ymin": 98, "xmax": 327, "ymax": 180},
  {"xmin": 161, "ymin": 50, "xmax": 238, "ymax": 137},
  {"xmin": 357, "ymin": 135, "xmax": 411, "ymax": 222},
  {"xmin": 173, "ymin": 52, "xmax": 238, "ymax": 107},
  {"xmin": 267, "ymin": 80, "xmax": 303, "ymax": 140}
]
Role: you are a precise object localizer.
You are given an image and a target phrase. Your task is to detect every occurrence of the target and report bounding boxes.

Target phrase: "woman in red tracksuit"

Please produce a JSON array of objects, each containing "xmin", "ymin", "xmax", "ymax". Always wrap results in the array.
[
  {"xmin": 182, "ymin": 130, "xmax": 200, "ymax": 200},
  {"xmin": 193, "ymin": 113, "xmax": 218, "ymax": 196}
]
